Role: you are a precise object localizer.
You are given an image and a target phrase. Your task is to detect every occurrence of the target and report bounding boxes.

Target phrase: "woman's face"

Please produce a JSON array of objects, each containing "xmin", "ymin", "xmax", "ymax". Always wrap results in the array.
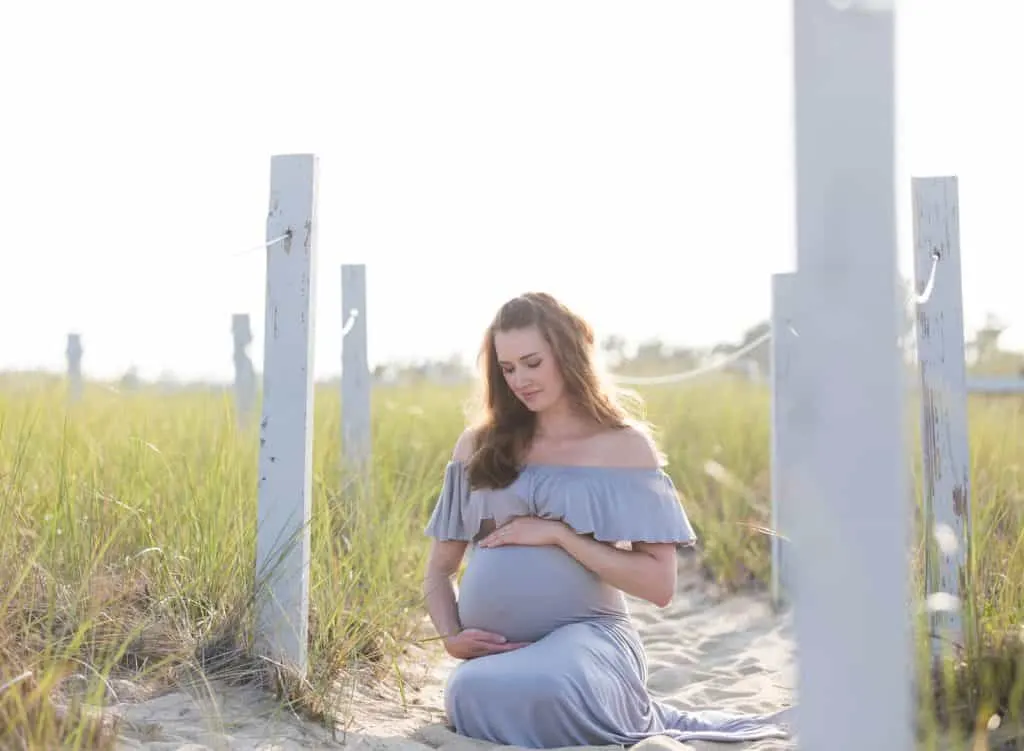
[{"xmin": 493, "ymin": 326, "xmax": 566, "ymax": 413}]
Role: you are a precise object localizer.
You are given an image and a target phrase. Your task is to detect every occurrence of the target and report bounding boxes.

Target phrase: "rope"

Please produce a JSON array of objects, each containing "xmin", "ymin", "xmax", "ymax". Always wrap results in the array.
[
  {"xmin": 611, "ymin": 256, "xmax": 941, "ymax": 386},
  {"xmin": 612, "ymin": 331, "xmax": 772, "ymax": 385}
]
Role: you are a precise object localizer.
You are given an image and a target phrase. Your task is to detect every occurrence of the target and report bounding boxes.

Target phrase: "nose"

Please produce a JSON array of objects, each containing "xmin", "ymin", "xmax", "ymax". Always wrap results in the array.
[{"xmin": 510, "ymin": 369, "xmax": 532, "ymax": 391}]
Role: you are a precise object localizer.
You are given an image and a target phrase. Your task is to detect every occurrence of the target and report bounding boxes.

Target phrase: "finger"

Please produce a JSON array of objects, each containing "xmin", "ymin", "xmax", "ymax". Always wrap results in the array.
[
  {"xmin": 495, "ymin": 641, "xmax": 530, "ymax": 651},
  {"xmin": 479, "ymin": 641, "xmax": 529, "ymax": 655},
  {"xmin": 471, "ymin": 631, "xmax": 509, "ymax": 645}
]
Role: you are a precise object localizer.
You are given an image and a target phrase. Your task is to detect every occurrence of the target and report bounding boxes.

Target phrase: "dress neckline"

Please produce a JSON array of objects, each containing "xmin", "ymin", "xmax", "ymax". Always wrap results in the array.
[{"xmin": 448, "ymin": 458, "xmax": 667, "ymax": 474}]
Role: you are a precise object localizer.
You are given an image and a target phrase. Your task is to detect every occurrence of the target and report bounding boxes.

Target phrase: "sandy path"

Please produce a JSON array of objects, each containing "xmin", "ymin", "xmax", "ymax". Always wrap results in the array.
[{"xmin": 113, "ymin": 555, "xmax": 796, "ymax": 750}]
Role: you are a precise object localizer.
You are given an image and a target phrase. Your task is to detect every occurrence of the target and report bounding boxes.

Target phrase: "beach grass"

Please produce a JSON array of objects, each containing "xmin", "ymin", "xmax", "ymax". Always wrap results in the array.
[{"xmin": 0, "ymin": 375, "xmax": 1022, "ymax": 748}]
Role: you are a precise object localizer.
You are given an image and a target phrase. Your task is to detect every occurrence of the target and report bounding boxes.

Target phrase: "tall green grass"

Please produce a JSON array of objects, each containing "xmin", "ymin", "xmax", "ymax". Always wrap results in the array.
[{"xmin": 1, "ymin": 376, "xmax": 1023, "ymax": 747}]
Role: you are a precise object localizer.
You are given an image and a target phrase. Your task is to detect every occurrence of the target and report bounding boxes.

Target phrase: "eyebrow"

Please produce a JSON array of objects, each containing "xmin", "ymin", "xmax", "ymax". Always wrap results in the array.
[{"xmin": 498, "ymin": 352, "xmax": 540, "ymax": 364}]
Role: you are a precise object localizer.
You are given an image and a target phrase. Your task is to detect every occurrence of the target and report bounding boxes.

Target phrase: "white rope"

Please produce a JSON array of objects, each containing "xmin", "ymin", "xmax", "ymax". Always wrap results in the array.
[
  {"xmin": 612, "ymin": 331, "xmax": 772, "ymax": 385},
  {"xmin": 341, "ymin": 308, "xmax": 359, "ymax": 338},
  {"xmin": 613, "ymin": 256, "xmax": 938, "ymax": 387},
  {"xmin": 229, "ymin": 231, "xmax": 292, "ymax": 258},
  {"xmin": 604, "ymin": 250, "xmax": 942, "ymax": 389},
  {"xmin": 911, "ymin": 250, "xmax": 941, "ymax": 305}
]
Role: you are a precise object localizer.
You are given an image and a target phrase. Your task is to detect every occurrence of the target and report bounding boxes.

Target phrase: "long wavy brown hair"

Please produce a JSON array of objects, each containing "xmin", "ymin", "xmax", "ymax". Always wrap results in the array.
[{"xmin": 464, "ymin": 292, "xmax": 651, "ymax": 489}]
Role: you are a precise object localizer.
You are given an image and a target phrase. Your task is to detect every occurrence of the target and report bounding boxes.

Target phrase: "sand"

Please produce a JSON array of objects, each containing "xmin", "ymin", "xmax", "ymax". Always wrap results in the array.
[{"xmin": 111, "ymin": 555, "xmax": 796, "ymax": 751}]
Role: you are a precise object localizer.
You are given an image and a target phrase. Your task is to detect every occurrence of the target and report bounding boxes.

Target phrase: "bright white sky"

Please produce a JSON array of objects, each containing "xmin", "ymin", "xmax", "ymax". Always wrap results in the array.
[{"xmin": 1, "ymin": 1, "xmax": 1021, "ymax": 382}]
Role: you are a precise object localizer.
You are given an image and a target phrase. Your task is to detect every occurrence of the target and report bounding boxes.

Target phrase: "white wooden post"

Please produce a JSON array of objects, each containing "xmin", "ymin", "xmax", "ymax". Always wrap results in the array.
[
  {"xmin": 790, "ymin": 2, "xmax": 911, "ymax": 750},
  {"xmin": 912, "ymin": 175, "xmax": 972, "ymax": 658},
  {"xmin": 66, "ymin": 333, "xmax": 83, "ymax": 402},
  {"xmin": 254, "ymin": 154, "xmax": 318, "ymax": 676},
  {"xmin": 232, "ymin": 313, "xmax": 257, "ymax": 426},
  {"xmin": 341, "ymin": 264, "xmax": 371, "ymax": 482},
  {"xmin": 769, "ymin": 273, "xmax": 800, "ymax": 610}
]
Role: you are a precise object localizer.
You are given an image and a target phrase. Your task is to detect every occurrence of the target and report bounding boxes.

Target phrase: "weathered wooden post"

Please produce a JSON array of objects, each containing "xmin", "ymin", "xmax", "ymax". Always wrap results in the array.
[
  {"xmin": 789, "ymin": 1, "xmax": 912, "ymax": 749},
  {"xmin": 912, "ymin": 175, "xmax": 973, "ymax": 659},
  {"xmin": 769, "ymin": 273, "xmax": 800, "ymax": 610},
  {"xmin": 341, "ymin": 264, "xmax": 371, "ymax": 485},
  {"xmin": 66, "ymin": 333, "xmax": 83, "ymax": 402},
  {"xmin": 254, "ymin": 154, "xmax": 318, "ymax": 677},
  {"xmin": 232, "ymin": 313, "xmax": 256, "ymax": 426}
]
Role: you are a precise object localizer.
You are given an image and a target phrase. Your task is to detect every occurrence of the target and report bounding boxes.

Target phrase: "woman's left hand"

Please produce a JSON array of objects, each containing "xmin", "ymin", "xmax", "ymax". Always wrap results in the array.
[{"xmin": 479, "ymin": 517, "xmax": 568, "ymax": 548}]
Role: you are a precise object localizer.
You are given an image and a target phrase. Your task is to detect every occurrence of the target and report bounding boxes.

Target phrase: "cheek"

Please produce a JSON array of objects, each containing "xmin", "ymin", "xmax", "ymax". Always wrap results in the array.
[{"xmin": 538, "ymin": 362, "xmax": 563, "ymax": 391}]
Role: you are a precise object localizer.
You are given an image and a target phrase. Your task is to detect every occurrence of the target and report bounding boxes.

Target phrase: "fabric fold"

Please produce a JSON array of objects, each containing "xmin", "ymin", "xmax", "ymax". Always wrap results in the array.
[
  {"xmin": 424, "ymin": 460, "xmax": 698, "ymax": 546},
  {"xmin": 524, "ymin": 465, "xmax": 698, "ymax": 545}
]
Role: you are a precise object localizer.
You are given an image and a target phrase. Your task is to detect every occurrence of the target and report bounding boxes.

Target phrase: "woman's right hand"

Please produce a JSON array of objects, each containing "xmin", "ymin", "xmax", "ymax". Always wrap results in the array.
[{"xmin": 444, "ymin": 628, "xmax": 530, "ymax": 659}]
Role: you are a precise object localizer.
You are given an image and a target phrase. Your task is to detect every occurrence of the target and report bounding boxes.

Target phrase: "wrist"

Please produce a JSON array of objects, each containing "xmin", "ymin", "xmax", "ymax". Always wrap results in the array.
[{"xmin": 553, "ymin": 521, "xmax": 574, "ymax": 548}]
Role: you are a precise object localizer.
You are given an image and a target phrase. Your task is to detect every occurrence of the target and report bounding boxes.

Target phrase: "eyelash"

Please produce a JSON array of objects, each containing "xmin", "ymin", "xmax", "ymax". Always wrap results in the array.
[{"xmin": 503, "ymin": 361, "xmax": 541, "ymax": 374}]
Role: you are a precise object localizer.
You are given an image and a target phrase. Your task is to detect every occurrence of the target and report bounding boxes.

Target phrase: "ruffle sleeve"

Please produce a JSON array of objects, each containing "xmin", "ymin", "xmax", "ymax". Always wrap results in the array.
[
  {"xmin": 528, "ymin": 466, "xmax": 698, "ymax": 546},
  {"xmin": 424, "ymin": 461, "xmax": 474, "ymax": 541}
]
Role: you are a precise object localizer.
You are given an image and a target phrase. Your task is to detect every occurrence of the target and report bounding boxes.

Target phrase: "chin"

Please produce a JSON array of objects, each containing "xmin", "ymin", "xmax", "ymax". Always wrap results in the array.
[{"xmin": 523, "ymin": 396, "xmax": 555, "ymax": 413}]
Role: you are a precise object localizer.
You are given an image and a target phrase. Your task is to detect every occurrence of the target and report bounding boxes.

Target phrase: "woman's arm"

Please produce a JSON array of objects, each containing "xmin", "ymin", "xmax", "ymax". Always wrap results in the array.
[
  {"xmin": 423, "ymin": 426, "xmax": 477, "ymax": 639},
  {"xmin": 556, "ymin": 424, "xmax": 678, "ymax": 606},
  {"xmin": 422, "ymin": 539, "xmax": 467, "ymax": 640},
  {"xmin": 556, "ymin": 531, "xmax": 677, "ymax": 608},
  {"xmin": 423, "ymin": 538, "xmax": 531, "ymax": 658},
  {"xmin": 423, "ymin": 427, "xmax": 529, "ymax": 658}
]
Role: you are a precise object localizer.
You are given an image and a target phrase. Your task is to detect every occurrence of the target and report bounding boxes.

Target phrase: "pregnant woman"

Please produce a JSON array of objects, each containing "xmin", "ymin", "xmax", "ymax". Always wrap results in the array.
[{"xmin": 422, "ymin": 292, "xmax": 791, "ymax": 747}]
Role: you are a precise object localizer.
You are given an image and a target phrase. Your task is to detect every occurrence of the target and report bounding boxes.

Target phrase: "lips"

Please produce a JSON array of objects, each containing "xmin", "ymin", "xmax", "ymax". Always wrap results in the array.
[{"xmin": 519, "ymin": 390, "xmax": 540, "ymax": 400}]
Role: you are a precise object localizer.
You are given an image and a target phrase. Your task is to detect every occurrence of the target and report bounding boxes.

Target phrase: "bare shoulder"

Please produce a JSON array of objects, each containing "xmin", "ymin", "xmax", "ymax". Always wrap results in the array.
[
  {"xmin": 451, "ymin": 427, "xmax": 479, "ymax": 462},
  {"xmin": 600, "ymin": 424, "xmax": 664, "ymax": 469}
]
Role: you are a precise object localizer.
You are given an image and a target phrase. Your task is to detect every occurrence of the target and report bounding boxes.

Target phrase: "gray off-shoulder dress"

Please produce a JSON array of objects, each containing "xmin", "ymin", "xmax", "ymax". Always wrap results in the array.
[{"xmin": 424, "ymin": 460, "xmax": 791, "ymax": 748}]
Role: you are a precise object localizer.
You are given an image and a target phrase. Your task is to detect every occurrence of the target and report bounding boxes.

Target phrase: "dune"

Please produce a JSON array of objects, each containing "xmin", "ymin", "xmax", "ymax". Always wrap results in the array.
[{"xmin": 113, "ymin": 554, "xmax": 796, "ymax": 750}]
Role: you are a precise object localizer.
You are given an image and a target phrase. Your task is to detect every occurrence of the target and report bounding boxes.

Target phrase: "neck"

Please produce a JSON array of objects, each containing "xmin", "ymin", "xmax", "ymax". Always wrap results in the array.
[{"xmin": 534, "ymin": 397, "xmax": 589, "ymax": 440}]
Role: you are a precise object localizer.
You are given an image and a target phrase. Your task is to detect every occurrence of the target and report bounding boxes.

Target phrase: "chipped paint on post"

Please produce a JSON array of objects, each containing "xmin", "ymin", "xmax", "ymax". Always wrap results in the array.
[
  {"xmin": 912, "ymin": 176, "xmax": 972, "ymax": 658},
  {"xmin": 254, "ymin": 154, "xmax": 318, "ymax": 676}
]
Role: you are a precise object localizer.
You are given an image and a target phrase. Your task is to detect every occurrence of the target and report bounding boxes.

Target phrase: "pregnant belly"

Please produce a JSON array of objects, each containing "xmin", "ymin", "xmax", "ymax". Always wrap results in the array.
[{"xmin": 456, "ymin": 544, "xmax": 625, "ymax": 644}]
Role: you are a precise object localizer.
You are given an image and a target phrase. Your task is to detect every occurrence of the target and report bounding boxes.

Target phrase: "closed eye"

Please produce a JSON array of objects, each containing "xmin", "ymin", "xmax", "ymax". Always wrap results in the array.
[{"xmin": 501, "ymin": 359, "xmax": 541, "ymax": 374}]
